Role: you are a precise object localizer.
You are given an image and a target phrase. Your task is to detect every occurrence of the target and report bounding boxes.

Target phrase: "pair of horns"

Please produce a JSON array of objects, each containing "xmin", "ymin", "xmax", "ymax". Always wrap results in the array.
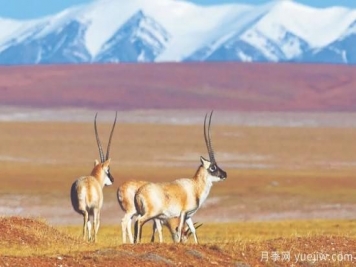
[
  {"xmin": 94, "ymin": 111, "xmax": 213, "ymax": 164},
  {"xmin": 94, "ymin": 112, "xmax": 117, "ymax": 163},
  {"xmin": 204, "ymin": 111, "xmax": 215, "ymax": 163},
  {"xmin": 184, "ymin": 222, "xmax": 203, "ymax": 237}
]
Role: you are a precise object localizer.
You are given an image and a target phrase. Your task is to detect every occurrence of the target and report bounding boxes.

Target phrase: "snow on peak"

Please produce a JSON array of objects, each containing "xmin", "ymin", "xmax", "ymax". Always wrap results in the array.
[
  {"xmin": 255, "ymin": 1, "xmax": 355, "ymax": 48},
  {"xmin": 0, "ymin": 0, "xmax": 356, "ymax": 64},
  {"xmin": 0, "ymin": 18, "xmax": 25, "ymax": 42}
]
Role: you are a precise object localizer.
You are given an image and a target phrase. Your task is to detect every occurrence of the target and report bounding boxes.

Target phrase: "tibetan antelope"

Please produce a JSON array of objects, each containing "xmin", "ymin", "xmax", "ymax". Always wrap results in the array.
[
  {"xmin": 118, "ymin": 180, "xmax": 201, "ymax": 243},
  {"xmin": 70, "ymin": 112, "xmax": 117, "ymax": 242},
  {"xmin": 117, "ymin": 180, "xmax": 147, "ymax": 244},
  {"xmin": 134, "ymin": 111, "xmax": 227, "ymax": 243}
]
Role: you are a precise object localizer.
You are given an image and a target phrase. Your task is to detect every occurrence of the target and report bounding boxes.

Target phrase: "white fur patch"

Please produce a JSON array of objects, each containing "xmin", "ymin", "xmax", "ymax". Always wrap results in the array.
[
  {"xmin": 208, "ymin": 172, "xmax": 222, "ymax": 183},
  {"xmin": 104, "ymin": 175, "xmax": 112, "ymax": 186}
]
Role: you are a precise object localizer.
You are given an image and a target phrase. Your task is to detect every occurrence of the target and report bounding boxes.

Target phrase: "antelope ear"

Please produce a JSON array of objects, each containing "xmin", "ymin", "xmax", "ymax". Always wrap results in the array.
[
  {"xmin": 94, "ymin": 159, "xmax": 100, "ymax": 166},
  {"xmin": 200, "ymin": 156, "xmax": 210, "ymax": 169}
]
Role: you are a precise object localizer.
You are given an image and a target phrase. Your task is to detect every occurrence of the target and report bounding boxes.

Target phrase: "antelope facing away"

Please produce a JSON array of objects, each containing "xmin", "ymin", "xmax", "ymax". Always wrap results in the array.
[
  {"xmin": 117, "ymin": 180, "xmax": 202, "ymax": 244},
  {"xmin": 70, "ymin": 112, "xmax": 117, "ymax": 242},
  {"xmin": 134, "ymin": 111, "xmax": 227, "ymax": 243}
]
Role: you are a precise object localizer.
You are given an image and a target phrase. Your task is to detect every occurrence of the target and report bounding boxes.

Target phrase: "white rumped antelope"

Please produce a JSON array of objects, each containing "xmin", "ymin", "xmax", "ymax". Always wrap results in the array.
[
  {"xmin": 70, "ymin": 112, "xmax": 117, "ymax": 242},
  {"xmin": 117, "ymin": 180, "xmax": 201, "ymax": 243},
  {"xmin": 117, "ymin": 180, "xmax": 147, "ymax": 244},
  {"xmin": 134, "ymin": 111, "xmax": 227, "ymax": 243}
]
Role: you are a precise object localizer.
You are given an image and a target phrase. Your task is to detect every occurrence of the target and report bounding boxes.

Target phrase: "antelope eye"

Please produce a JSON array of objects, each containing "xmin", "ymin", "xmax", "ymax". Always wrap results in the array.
[{"xmin": 209, "ymin": 165, "xmax": 217, "ymax": 172}]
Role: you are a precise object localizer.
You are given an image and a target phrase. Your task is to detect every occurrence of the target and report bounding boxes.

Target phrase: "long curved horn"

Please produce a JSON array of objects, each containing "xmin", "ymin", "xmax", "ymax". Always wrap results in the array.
[
  {"xmin": 204, "ymin": 110, "xmax": 216, "ymax": 163},
  {"xmin": 184, "ymin": 222, "xmax": 203, "ymax": 237},
  {"xmin": 94, "ymin": 113, "xmax": 105, "ymax": 163},
  {"xmin": 106, "ymin": 111, "xmax": 117, "ymax": 160}
]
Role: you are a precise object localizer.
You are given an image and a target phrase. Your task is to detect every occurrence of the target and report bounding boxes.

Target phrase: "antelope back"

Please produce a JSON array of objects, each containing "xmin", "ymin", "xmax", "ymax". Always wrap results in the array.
[{"xmin": 117, "ymin": 180, "xmax": 148, "ymax": 211}]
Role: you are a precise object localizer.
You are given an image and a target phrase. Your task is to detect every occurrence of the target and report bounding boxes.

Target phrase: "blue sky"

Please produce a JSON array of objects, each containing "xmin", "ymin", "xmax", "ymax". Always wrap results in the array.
[{"xmin": 0, "ymin": 0, "xmax": 355, "ymax": 20}]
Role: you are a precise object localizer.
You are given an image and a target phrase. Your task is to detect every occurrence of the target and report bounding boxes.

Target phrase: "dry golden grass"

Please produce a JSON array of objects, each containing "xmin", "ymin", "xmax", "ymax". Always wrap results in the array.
[
  {"xmin": 1, "ymin": 118, "xmax": 356, "ymax": 223},
  {"xmin": 1, "ymin": 217, "xmax": 356, "ymax": 266},
  {"xmin": 61, "ymin": 219, "xmax": 356, "ymax": 244}
]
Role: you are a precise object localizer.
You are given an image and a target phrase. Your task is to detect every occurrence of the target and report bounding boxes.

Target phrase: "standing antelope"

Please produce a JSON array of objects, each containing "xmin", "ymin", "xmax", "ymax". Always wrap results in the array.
[
  {"xmin": 117, "ymin": 180, "xmax": 147, "ymax": 243},
  {"xmin": 118, "ymin": 180, "xmax": 201, "ymax": 243},
  {"xmin": 134, "ymin": 111, "xmax": 227, "ymax": 243},
  {"xmin": 70, "ymin": 112, "xmax": 117, "ymax": 242}
]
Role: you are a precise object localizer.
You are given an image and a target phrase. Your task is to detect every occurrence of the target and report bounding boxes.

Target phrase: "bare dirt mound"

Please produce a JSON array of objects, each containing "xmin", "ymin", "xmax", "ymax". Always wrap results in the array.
[{"xmin": 0, "ymin": 216, "xmax": 78, "ymax": 248}]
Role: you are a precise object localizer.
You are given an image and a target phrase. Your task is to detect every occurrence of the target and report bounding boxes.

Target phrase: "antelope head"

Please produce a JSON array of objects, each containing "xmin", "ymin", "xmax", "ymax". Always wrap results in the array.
[
  {"xmin": 201, "ymin": 111, "xmax": 227, "ymax": 182},
  {"xmin": 94, "ymin": 112, "xmax": 117, "ymax": 186}
]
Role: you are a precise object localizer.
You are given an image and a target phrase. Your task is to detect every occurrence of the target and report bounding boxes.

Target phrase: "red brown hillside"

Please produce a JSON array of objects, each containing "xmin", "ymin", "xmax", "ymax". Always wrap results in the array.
[
  {"xmin": 0, "ymin": 216, "xmax": 78, "ymax": 247},
  {"xmin": 0, "ymin": 63, "xmax": 355, "ymax": 112}
]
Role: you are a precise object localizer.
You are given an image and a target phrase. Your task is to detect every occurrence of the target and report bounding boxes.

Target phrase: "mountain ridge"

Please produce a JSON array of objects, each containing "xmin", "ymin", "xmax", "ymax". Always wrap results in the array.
[{"xmin": 0, "ymin": 0, "xmax": 355, "ymax": 64}]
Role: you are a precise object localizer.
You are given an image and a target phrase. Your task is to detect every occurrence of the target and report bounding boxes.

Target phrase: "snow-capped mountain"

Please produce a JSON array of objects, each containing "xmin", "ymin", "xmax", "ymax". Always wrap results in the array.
[
  {"xmin": 0, "ymin": 20, "xmax": 91, "ymax": 64},
  {"xmin": 94, "ymin": 10, "xmax": 171, "ymax": 62},
  {"xmin": 0, "ymin": 0, "xmax": 355, "ymax": 65}
]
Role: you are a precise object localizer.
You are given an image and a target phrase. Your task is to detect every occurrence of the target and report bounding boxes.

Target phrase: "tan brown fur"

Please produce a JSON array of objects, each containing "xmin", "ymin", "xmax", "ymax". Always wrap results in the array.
[
  {"xmin": 117, "ymin": 180, "xmax": 148, "ymax": 244},
  {"xmin": 134, "ymin": 157, "xmax": 226, "ymax": 243},
  {"xmin": 71, "ymin": 159, "xmax": 113, "ymax": 242},
  {"xmin": 134, "ymin": 112, "xmax": 226, "ymax": 244},
  {"xmin": 118, "ymin": 180, "xmax": 194, "ymax": 244}
]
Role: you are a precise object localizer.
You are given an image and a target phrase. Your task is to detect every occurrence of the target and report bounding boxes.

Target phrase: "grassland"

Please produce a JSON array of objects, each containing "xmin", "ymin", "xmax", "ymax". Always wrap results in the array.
[
  {"xmin": 0, "ymin": 110, "xmax": 356, "ymax": 266},
  {"xmin": 1, "ymin": 217, "xmax": 355, "ymax": 266}
]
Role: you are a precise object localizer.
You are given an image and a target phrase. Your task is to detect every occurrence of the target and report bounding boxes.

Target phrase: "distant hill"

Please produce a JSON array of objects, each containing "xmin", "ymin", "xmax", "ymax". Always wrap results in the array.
[{"xmin": 0, "ymin": 63, "xmax": 355, "ymax": 112}]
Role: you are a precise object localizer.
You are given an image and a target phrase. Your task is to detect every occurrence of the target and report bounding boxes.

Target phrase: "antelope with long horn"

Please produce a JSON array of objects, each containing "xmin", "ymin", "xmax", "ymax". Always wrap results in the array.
[
  {"xmin": 134, "ymin": 111, "xmax": 226, "ymax": 243},
  {"xmin": 118, "ymin": 180, "xmax": 200, "ymax": 244},
  {"xmin": 70, "ymin": 112, "xmax": 117, "ymax": 242}
]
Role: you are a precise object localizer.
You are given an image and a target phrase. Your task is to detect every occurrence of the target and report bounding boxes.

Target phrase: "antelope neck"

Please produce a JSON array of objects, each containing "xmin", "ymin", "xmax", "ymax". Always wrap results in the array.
[
  {"xmin": 90, "ymin": 164, "xmax": 106, "ymax": 188},
  {"xmin": 192, "ymin": 166, "xmax": 213, "ymax": 190},
  {"xmin": 190, "ymin": 165, "xmax": 214, "ymax": 210}
]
